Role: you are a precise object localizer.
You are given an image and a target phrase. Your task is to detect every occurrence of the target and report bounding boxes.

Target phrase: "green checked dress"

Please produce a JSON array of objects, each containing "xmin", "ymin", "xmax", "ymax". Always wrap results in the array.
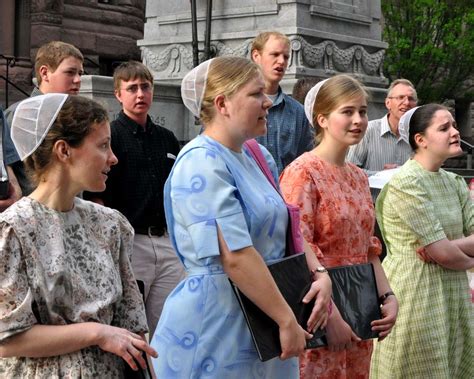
[{"xmin": 370, "ymin": 159, "xmax": 474, "ymax": 379}]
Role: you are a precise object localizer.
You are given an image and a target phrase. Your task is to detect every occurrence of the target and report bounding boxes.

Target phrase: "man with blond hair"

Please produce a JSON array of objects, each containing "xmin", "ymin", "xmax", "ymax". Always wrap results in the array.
[
  {"xmin": 1, "ymin": 41, "xmax": 84, "ymax": 209},
  {"xmin": 251, "ymin": 31, "xmax": 313, "ymax": 173},
  {"xmin": 347, "ymin": 78, "xmax": 418, "ymax": 176}
]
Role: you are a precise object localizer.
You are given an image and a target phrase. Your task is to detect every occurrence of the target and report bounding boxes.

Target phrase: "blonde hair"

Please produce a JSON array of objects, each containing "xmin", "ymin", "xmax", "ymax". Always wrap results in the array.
[
  {"xmin": 312, "ymin": 74, "xmax": 369, "ymax": 143},
  {"xmin": 251, "ymin": 31, "xmax": 290, "ymax": 56},
  {"xmin": 35, "ymin": 41, "xmax": 83, "ymax": 85},
  {"xmin": 200, "ymin": 57, "xmax": 261, "ymax": 125}
]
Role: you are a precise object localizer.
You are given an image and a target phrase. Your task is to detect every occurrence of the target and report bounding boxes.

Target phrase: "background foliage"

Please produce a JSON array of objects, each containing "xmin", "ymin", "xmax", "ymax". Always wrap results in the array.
[{"xmin": 382, "ymin": 0, "xmax": 474, "ymax": 103}]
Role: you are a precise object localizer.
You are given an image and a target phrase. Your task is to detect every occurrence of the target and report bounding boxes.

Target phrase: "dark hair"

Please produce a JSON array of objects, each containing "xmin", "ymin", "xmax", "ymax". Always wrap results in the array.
[
  {"xmin": 25, "ymin": 96, "xmax": 109, "ymax": 184},
  {"xmin": 408, "ymin": 104, "xmax": 448, "ymax": 151},
  {"xmin": 113, "ymin": 61, "xmax": 154, "ymax": 91},
  {"xmin": 292, "ymin": 77, "xmax": 320, "ymax": 105}
]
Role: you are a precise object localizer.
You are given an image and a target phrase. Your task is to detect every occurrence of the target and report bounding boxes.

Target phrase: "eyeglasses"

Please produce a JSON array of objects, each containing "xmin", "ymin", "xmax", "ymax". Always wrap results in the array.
[
  {"xmin": 122, "ymin": 83, "xmax": 152, "ymax": 94},
  {"xmin": 388, "ymin": 95, "xmax": 417, "ymax": 103}
]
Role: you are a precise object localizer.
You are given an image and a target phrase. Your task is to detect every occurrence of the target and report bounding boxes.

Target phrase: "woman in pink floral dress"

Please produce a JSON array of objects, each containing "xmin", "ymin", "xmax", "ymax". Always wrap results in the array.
[{"xmin": 280, "ymin": 75, "xmax": 398, "ymax": 379}]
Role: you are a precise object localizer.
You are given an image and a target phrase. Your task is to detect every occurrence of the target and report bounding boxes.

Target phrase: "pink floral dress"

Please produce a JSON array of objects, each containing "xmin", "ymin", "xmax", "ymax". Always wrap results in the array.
[{"xmin": 280, "ymin": 152, "xmax": 381, "ymax": 379}]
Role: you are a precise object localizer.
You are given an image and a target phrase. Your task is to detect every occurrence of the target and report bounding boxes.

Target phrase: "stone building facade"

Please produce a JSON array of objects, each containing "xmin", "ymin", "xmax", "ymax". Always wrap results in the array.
[{"xmin": 0, "ymin": 0, "xmax": 146, "ymax": 108}]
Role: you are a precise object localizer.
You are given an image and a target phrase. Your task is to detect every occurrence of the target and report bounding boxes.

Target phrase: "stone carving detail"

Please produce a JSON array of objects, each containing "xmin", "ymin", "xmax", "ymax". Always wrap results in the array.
[
  {"xmin": 290, "ymin": 36, "xmax": 385, "ymax": 78},
  {"xmin": 142, "ymin": 45, "xmax": 194, "ymax": 75},
  {"xmin": 142, "ymin": 39, "xmax": 253, "ymax": 76},
  {"xmin": 143, "ymin": 36, "xmax": 385, "ymax": 79},
  {"xmin": 212, "ymin": 39, "xmax": 253, "ymax": 59}
]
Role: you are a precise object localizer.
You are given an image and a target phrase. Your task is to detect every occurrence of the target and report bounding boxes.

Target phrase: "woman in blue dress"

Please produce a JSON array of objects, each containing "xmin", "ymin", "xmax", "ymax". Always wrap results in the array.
[{"xmin": 151, "ymin": 57, "xmax": 332, "ymax": 378}]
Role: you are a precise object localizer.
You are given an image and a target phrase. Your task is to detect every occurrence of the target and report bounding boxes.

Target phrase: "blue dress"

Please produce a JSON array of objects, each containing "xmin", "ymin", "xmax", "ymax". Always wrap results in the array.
[{"xmin": 151, "ymin": 135, "xmax": 299, "ymax": 378}]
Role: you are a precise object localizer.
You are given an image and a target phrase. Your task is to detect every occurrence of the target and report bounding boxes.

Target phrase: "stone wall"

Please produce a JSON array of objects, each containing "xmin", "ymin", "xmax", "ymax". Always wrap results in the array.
[
  {"xmin": 0, "ymin": 0, "xmax": 146, "ymax": 108},
  {"xmin": 139, "ymin": 0, "xmax": 390, "ymax": 137}
]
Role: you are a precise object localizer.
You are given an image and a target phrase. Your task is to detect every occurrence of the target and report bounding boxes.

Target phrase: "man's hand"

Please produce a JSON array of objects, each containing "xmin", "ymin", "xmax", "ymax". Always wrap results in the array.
[{"xmin": 383, "ymin": 164, "xmax": 398, "ymax": 170}]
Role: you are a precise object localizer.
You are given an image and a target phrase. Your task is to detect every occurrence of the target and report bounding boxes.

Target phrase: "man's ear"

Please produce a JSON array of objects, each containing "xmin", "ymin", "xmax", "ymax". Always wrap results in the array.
[
  {"xmin": 114, "ymin": 89, "xmax": 122, "ymax": 103},
  {"xmin": 251, "ymin": 49, "xmax": 261, "ymax": 64},
  {"xmin": 385, "ymin": 96, "xmax": 391, "ymax": 111},
  {"xmin": 39, "ymin": 65, "xmax": 51, "ymax": 83},
  {"xmin": 53, "ymin": 140, "xmax": 71, "ymax": 162}
]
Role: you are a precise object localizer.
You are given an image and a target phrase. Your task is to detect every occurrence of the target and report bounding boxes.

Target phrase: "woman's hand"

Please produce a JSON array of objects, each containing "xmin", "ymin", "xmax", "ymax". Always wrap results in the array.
[
  {"xmin": 371, "ymin": 295, "xmax": 398, "ymax": 341},
  {"xmin": 416, "ymin": 246, "xmax": 435, "ymax": 263},
  {"xmin": 325, "ymin": 309, "xmax": 361, "ymax": 352},
  {"xmin": 302, "ymin": 273, "xmax": 332, "ymax": 332},
  {"xmin": 279, "ymin": 317, "xmax": 313, "ymax": 360},
  {"xmin": 95, "ymin": 324, "xmax": 158, "ymax": 371}
]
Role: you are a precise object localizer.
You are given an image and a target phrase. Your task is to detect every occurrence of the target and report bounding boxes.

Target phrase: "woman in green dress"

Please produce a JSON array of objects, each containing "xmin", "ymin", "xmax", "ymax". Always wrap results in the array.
[{"xmin": 370, "ymin": 104, "xmax": 474, "ymax": 378}]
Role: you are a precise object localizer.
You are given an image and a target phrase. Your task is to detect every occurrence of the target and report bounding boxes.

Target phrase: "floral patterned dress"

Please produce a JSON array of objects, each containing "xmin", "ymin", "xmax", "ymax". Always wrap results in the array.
[
  {"xmin": 0, "ymin": 197, "xmax": 148, "ymax": 378},
  {"xmin": 280, "ymin": 152, "xmax": 381, "ymax": 379}
]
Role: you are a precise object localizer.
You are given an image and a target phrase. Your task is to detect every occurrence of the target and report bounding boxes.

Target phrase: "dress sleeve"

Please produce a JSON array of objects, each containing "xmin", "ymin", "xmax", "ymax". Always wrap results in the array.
[
  {"xmin": 111, "ymin": 213, "xmax": 148, "ymax": 333},
  {"xmin": 382, "ymin": 174, "xmax": 446, "ymax": 247},
  {"xmin": 357, "ymin": 167, "xmax": 382, "ymax": 256},
  {"xmin": 170, "ymin": 148, "xmax": 253, "ymax": 259},
  {"xmin": 454, "ymin": 175, "xmax": 474, "ymax": 235},
  {"xmin": 0, "ymin": 222, "xmax": 37, "ymax": 341},
  {"xmin": 280, "ymin": 163, "xmax": 324, "ymax": 258}
]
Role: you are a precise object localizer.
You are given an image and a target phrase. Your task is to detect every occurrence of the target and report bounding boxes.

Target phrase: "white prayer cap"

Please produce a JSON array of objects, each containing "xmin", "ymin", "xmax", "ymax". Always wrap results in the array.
[
  {"xmin": 181, "ymin": 59, "xmax": 214, "ymax": 118},
  {"xmin": 398, "ymin": 106, "xmax": 420, "ymax": 145},
  {"xmin": 11, "ymin": 93, "xmax": 68, "ymax": 161},
  {"xmin": 304, "ymin": 79, "xmax": 330, "ymax": 127}
]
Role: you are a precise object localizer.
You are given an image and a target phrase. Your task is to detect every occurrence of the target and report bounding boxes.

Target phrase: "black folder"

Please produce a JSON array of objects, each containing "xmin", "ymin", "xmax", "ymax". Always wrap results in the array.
[{"xmin": 230, "ymin": 254, "xmax": 381, "ymax": 362}]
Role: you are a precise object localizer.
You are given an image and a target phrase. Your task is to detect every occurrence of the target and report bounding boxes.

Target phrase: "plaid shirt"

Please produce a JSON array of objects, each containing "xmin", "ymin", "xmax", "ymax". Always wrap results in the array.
[{"xmin": 256, "ymin": 87, "xmax": 313, "ymax": 174}]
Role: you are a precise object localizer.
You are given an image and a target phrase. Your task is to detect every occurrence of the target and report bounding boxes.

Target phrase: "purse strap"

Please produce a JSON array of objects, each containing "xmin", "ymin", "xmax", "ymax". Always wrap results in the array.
[
  {"xmin": 244, "ymin": 139, "xmax": 303, "ymax": 255},
  {"xmin": 244, "ymin": 139, "xmax": 279, "ymax": 192}
]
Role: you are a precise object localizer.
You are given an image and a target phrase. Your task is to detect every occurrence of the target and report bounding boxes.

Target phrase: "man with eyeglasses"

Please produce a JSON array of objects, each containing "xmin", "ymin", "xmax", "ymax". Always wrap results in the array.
[
  {"xmin": 84, "ymin": 61, "xmax": 185, "ymax": 338},
  {"xmin": 347, "ymin": 78, "xmax": 417, "ymax": 177}
]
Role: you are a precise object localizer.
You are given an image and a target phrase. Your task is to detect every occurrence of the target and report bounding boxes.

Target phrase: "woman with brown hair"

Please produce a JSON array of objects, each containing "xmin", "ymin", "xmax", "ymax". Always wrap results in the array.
[
  {"xmin": 0, "ymin": 94, "xmax": 157, "ymax": 377},
  {"xmin": 370, "ymin": 104, "xmax": 474, "ymax": 378}
]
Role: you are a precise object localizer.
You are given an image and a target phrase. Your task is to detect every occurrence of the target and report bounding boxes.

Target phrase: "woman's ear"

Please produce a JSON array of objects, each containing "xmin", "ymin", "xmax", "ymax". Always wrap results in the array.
[
  {"xmin": 316, "ymin": 113, "xmax": 328, "ymax": 130},
  {"xmin": 413, "ymin": 133, "xmax": 426, "ymax": 149},
  {"xmin": 53, "ymin": 140, "xmax": 71, "ymax": 162},
  {"xmin": 214, "ymin": 94, "xmax": 228, "ymax": 116}
]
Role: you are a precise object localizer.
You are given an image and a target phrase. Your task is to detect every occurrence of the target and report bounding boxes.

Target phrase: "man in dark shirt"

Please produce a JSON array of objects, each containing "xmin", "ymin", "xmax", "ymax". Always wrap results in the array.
[{"xmin": 85, "ymin": 61, "xmax": 185, "ymax": 337}]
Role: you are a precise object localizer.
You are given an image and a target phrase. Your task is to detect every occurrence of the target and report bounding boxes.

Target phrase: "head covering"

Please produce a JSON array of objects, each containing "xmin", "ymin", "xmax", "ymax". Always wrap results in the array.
[
  {"xmin": 398, "ymin": 106, "xmax": 420, "ymax": 144},
  {"xmin": 11, "ymin": 93, "xmax": 68, "ymax": 161},
  {"xmin": 304, "ymin": 78, "xmax": 329, "ymax": 127},
  {"xmin": 181, "ymin": 59, "xmax": 214, "ymax": 117}
]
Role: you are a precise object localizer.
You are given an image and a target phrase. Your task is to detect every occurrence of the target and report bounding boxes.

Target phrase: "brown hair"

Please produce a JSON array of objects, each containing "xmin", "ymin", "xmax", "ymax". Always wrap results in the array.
[
  {"xmin": 408, "ymin": 104, "xmax": 449, "ymax": 151},
  {"xmin": 25, "ymin": 96, "xmax": 109, "ymax": 184},
  {"xmin": 312, "ymin": 74, "xmax": 369, "ymax": 143},
  {"xmin": 292, "ymin": 77, "xmax": 320, "ymax": 105},
  {"xmin": 35, "ymin": 41, "xmax": 84, "ymax": 85},
  {"xmin": 251, "ymin": 31, "xmax": 290, "ymax": 56},
  {"xmin": 113, "ymin": 61, "xmax": 154, "ymax": 92},
  {"xmin": 387, "ymin": 78, "xmax": 417, "ymax": 100},
  {"xmin": 200, "ymin": 56, "xmax": 262, "ymax": 125}
]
